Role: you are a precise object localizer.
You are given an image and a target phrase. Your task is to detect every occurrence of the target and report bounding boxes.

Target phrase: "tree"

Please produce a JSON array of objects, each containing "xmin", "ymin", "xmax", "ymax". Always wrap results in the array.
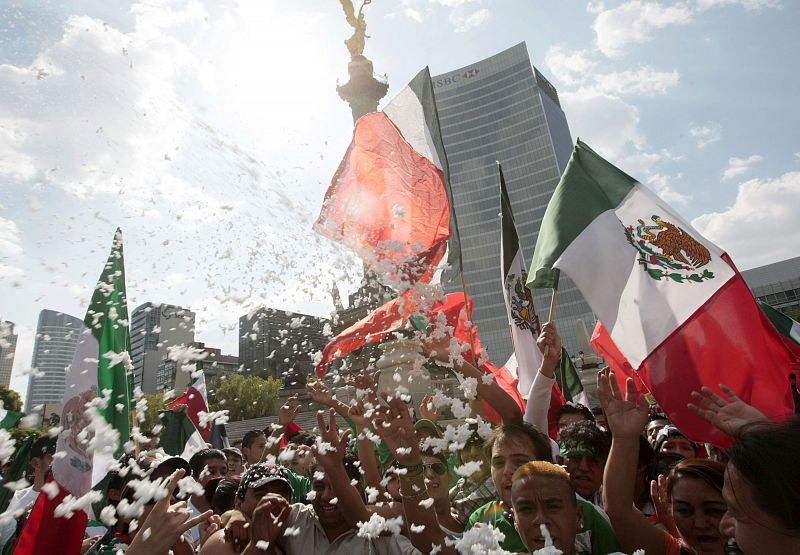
[
  {"xmin": 9, "ymin": 428, "xmax": 43, "ymax": 444},
  {"xmin": 0, "ymin": 385, "xmax": 22, "ymax": 413},
  {"xmin": 140, "ymin": 393, "xmax": 167, "ymax": 433},
  {"xmin": 209, "ymin": 374, "xmax": 281, "ymax": 421}
]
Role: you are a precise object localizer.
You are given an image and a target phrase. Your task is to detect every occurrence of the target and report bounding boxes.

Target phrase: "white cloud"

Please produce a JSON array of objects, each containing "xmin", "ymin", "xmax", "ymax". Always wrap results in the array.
[
  {"xmin": 449, "ymin": 8, "xmax": 491, "ymax": 32},
  {"xmin": 593, "ymin": 1, "xmax": 694, "ymax": 57},
  {"xmin": 592, "ymin": 66, "xmax": 680, "ymax": 95},
  {"xmin": 544, "ymin": 46, "xmax": 678, "ymax": 96},
  {"xmin": 646, "ymin": 173, "xmax": 691, "ymax": 205},
  {"xmin": 0, "ymin": 217, "xmax": 23, "ymax": 280},
  {"xmin": 430, "ymin": 0, "xmax": 483, "ymax": 6},
  {"xmin": 722, "ymin": 154, "xmax": 765, "ymax": 181},
  {"xmin": 404, "ymin": 7, "xmax": 424, "ymax": 22},
  {"xmin": 689, "ymin": 123, "xmax": 721, "ymax": 148},
  {"xmin": 544, "ymin": 45, "xmax": 597, "ymax": 87},
  {"xmin": 592, "ymin": 0, "xmax": 781, "ymax": 58},
  {"xmin": 696, "ymin": 0, "xmax": 781, "ymax": 10},
  {"xmin": 562, "ymin": 90, "xmax": 645, "ymax": 159},
  {"xmin": 692, "ymin": 171, "xmax": 800, "ymax": 269}
]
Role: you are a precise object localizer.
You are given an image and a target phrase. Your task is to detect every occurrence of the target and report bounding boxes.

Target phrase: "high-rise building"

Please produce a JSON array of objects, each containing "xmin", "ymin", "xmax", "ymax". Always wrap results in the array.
[
  {"xmin": 432, "ymin": 42, "xmax": 595, "ymax": 361},
  {"xmin": 130, "ymin": 303, "xmax": 195, "ymax": 394},
  {"xmin": 25, "ymin": 309, "xmax": 84, "ymax": 412},
  {"xmin": 239, "ymin": 308, "xmax": 329, "ymax": 386},
  {"xmin": 742, "ymin": 255, "xmax": 800, "ymax": 321},
  {"xmin": 155, "ymin": 341, "xmax": 238, "ymax": 393},
  {"xmin": 0, "ymin": 320, "xmax": 18, "ymax": 387}
]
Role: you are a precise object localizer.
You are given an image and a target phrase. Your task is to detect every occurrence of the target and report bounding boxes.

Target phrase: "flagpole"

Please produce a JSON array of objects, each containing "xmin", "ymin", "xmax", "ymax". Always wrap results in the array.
[{"xmin": 544, "ymin": 287, "xmax": 558, "ymax": 358}]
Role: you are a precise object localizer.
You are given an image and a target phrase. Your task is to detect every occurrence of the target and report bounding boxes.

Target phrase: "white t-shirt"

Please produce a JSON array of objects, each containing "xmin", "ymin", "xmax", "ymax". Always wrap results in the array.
[{"xmin": 0, "ymin": 487, "xmax": 40, "ymax": 549}]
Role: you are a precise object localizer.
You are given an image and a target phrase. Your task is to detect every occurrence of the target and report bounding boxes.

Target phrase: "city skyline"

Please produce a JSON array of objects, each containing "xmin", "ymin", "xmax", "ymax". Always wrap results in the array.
[{"xmin": 2, "ymin": 1, "xmax": 799, "ymax": 400}]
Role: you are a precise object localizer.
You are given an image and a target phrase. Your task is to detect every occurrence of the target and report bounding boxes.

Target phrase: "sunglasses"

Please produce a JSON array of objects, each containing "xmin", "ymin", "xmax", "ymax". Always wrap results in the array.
[{"xmin": 422, "ymin": 462, "xmax": 447, "ymax": 476}]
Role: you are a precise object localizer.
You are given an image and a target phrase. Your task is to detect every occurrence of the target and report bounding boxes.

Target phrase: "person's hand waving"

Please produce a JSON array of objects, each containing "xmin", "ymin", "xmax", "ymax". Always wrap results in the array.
[
  {"xmin": 688, "ymin": 383, "xmax": 768, "ymax": 436},
  {"xmin": 597, "ymin": 369, "xmax": 649, "ymax": 439}
]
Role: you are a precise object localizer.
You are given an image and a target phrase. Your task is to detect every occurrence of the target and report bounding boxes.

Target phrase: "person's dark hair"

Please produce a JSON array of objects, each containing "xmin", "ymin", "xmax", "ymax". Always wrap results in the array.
[
  {"xmin": 287, "ymin": 432, "xmax": 316, "ymax": 447},
  {"xmin": 666, "ymin": 458, "xmax": 725, "ymax": 502},
  {"xmin": 556, "ymin": 403, "xmax": 595, "ymax": 424},
  {"xmin": 647, "ymin": 451, "xmax": 685, "ymax": 484},
  {"xmin": 557, "ymin": 420, "xmax": 611, "ymax": 461},
  {"xmin": 727, "ymin": 417, "xmax": 800, "ymax": 532},
  {"xmin": 484, "ymin": 423, "xmax": 553, "ymax": 463},
  {"xmin": 311, "ymin": 453, "xmax": 361, "ymax": 484},
  {"xmin": 242, "ymin": 430, "xmax": 266, "ymax": 449},
  {"xmin": 189, "ymin": 449, "xmax": 226, "ymax": 478},
  {"xmin": 637, "ymin": 435, "xmax": 656, "ymax": 469},
  {"xmin": 211, "ymin": 478, "xmax": 240, "ymax": 514}
]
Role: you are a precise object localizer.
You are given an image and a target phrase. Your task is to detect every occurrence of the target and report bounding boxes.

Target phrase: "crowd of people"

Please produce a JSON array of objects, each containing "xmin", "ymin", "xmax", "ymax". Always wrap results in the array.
[{"xmin": 0, "ymin": 322, "xmax": 798, "ymax": 554}]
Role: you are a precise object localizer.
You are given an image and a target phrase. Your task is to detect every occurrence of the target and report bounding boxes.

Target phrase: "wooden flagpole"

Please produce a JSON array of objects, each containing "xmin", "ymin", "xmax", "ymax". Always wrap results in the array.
[{"xmin": 543, "ymin": 287, "xmax": 558, "ymax": 359}]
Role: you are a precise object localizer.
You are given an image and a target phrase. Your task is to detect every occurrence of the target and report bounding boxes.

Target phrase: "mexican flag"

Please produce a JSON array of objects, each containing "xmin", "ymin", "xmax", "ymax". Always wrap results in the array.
[
  {"xmin": 0, "ymin": 407, "xmax": 22, "ymax": 430},
  {"xmin": 499, "ymin": 163, "xmax": 543, "ymax": 398},
  {"xmin": 759, "ymin": 302, "xmax": 800, "ymax": 346},
  {"xmin": 555, "ymin": 348, "xmax": 590, "ymax": 409},
  {"xmin": 17, "ymin": 230, "xmax": 132, "ymax": 555},
  {"xmin": 314, "ymin": 67, "xmax": 460, "ymax": 286},
  {"xmin": 162, "ymin": 372, "xmax": 227, "ymax": 458},
  {"xmin": 528, "ymin": 140, "xmax": 796, "ymax": 446}
]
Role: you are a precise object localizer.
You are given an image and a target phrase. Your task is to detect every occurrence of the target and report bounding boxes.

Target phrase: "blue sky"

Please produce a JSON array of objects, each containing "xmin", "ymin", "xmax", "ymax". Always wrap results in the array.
[{"xmin": 1, "ymin": 0, "xmax": 798, "ymax": 399}]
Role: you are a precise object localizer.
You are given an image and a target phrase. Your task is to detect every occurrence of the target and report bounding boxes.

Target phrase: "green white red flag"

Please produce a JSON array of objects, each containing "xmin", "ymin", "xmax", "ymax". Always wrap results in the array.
[
  {"xmin": 529, "ymin": 140, "xmax": 796, "ymax": 446},
  {"xmin": 16, "ymin": 230, "xmax": 132, "ymax": 555},
  {"xmin": 499, "ymin": 163, "xmax": 543, "ymax": 398},
  {"xmin": 314, "ymin": 67, "xmax": 460, "ymax": 286}
]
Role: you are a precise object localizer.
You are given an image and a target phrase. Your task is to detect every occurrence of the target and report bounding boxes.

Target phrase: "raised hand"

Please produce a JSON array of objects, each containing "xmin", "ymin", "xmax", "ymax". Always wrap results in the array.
[
  {"xmin": 688, "ymin": 384, "xmax": 768, "ymax": 436},
  {"xmin": 307, "ymin": 379, "xmax": 335, "ymax": 407},
  {"xmin": 597, "ymin": 369, "xmax": 649, "ymax": 439},
  {"xmin": 127, "ymin": 469, "xmax": 213, "ymax": 555},
  {"xmin": 537, "ymin": 322, "xmax": 561, "ymax": 372},
  {"xmin": 278, "ymin": 394, "xmax": 300, "ymax": 427},
  {"xmin": 243, "ymin": 493, "xmax": 291, "ymax": 555},
  {"xmin": 346, "ymin": 365, "xmax": 380, "ymax": 397},
  {"xmin": 313, "ymin": 408, "xmax": 351, "ymax": 468},
  {"xmin": 370, "ymin": 393, "xmax": 421, "ymax": 466},
  {"xmin": 347, "ymin": 402, "xmax": 370, "ymax": 431},
  {"xmin": 420, "ymin": 330, "xmax": 453, "ymax": 365},
  {"xmin": 418, "ymin": 394, "xmax": 440, "ymax": 423},
  {"xmin": 650, "ymin": 473, "xmax": 679, "ymax": 537}
]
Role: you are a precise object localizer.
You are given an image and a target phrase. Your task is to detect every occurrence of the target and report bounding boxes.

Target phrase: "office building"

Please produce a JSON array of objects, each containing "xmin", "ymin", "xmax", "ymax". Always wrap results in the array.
[
  {"xmin": 0, "ymin": 320, "xmax": 18, "ymax": 387},
  {"xmin": 432, "ymin": 42, "xmax": 595, "ymax": 361},
  {"xmin": 130, "ymin": 303, "xmax": 195, "ymax": 393},
  {"xmin": 239, "ymin": 307, "xmax": 329, "ymax": 385},
  {"xmin": 155, "ymin": 341, "xmax": 238, "ymax": 393},
  {"xmin": 742, "ymin": 255, "xmax": 800, "ymax": 321},
  {"xmin": 25, "ymin": 309, "xmax": 84, "ymax": 411}
]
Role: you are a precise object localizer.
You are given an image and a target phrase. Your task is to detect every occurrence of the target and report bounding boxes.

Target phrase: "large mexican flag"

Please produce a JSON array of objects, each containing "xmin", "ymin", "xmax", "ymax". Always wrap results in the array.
[{"xmin": 529, "ymin": 140, "xmax": 796, "ymax": 445}]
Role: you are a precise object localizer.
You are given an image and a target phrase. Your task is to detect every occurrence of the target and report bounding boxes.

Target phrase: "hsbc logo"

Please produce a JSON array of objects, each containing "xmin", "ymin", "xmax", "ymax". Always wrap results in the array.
[{"xmin": 434, "ymin": 67, "xmax": 480, "ymax": 88}]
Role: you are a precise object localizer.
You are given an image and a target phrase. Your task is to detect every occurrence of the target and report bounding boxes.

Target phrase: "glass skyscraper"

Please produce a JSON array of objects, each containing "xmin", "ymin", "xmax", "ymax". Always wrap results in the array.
[
  {"xmin": 433, "ymin": 42, "xmax": 595, "ymax": 362},
  {"xmin": 26, "ymin": 309, "xmax": 84, "ymax": 411}
]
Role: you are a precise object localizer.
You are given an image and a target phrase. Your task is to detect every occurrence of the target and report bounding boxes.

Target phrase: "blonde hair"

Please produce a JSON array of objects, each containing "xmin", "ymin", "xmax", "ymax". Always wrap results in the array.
[{"xmin": 512, "ymin": 460, "xmax": 571, "ymax": 483}]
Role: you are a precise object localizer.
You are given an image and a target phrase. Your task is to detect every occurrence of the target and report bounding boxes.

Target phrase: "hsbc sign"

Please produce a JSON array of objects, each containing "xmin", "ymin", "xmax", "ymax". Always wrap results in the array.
[{"xmin": 434, "ymin": 67, "xmax": 480, "ymax": 88}]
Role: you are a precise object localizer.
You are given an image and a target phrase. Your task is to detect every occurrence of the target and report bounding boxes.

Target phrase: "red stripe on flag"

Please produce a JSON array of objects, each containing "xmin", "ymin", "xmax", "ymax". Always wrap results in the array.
[
  {"xmin": 168, "ymin": 385, "xmax": 212, "ymax": 441},
  {"xmin": 13, "ymin": 479, "xmax": 86, "ymax": 555},
  {"xmin": 314, "ymin": 112, "xmax": 451, "ymax": 285},
  {"xmin": 591, "ymin": 321, "xmax": 648, "ymax": 395},
  {"xmin": 593, "ymin": 263, "xmax": 797, "ymax": 447}
]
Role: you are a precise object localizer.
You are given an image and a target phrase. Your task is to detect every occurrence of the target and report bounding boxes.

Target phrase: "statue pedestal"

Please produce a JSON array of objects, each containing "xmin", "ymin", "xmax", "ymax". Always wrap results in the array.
[
  {"xmin": 375, "ymin": 338, "xmax": 431, "ymax": 414},
  {"xmin": 337, "ymin": 55, "xmax": 389, "ymax": 122}
]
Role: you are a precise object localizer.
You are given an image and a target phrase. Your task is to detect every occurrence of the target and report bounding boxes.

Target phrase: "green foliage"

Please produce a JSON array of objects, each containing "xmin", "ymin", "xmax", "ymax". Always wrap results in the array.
[
  {"xmin": 9, "ymin": 428, "xmax": 43, "ymax": 444},
  {"xmin": 0, "ymin": 386, "xmax": 22, "ymax": 413},
  {"xmin": 139, "ymin": 393, "xmax": 167, "ymax": 433},
  {"xmin": 209, "ymin": 374, "xmax": 281, "ymax": 421}
]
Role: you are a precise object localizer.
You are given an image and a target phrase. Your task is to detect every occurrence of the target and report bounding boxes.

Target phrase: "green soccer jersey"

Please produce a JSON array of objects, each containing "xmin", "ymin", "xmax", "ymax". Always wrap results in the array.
[{"xmin": 466, "ymin": 498, "xmax": 622, "ymax": 555}]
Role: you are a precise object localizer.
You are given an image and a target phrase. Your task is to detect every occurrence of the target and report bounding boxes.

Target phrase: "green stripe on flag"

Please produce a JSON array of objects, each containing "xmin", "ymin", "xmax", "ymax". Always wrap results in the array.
[
  {"xmin": 85, "ymin": 229, "xmax": 131, "ymax": 457},
  {"xmin": 759, "ymin": 301, "xmax": 800, "ymax": 345},
  {"xmin": 0, "ymin": 410, "xmax": 22, "ymax": 430},
  {"xmin": 555, "ymin": 347, "xmax": 585, "ymax": 403},
  {"xmin": 528, "ymin": 139, "xmax": 638, "ymax": 289}
]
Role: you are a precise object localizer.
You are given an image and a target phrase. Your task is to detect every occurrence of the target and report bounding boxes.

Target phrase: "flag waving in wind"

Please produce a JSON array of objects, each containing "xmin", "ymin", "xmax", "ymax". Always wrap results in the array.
[
  {"xmin": 53, "ymin": 229, "xmax": 131, "ymax": 495},
  {"xmin": 16, "ymin": 229, "xmax": 132, "ymax": 555},
  {"xmin": 314, "ymin": 67, "xmax": 461, "ymax": 286},
  {"xmin": 528, "ymin": 140, "xmax": 797, "ymax": 446},
  {"xmin": 498, "ymin": 163, "xmax": 543, "ymax": 398}
]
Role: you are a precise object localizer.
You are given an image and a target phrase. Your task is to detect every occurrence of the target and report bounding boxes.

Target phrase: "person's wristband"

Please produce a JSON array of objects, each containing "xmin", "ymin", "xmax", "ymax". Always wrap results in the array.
[{"xmin": 399, "ymin": 486, "xmax": 429, "ymax": 500}]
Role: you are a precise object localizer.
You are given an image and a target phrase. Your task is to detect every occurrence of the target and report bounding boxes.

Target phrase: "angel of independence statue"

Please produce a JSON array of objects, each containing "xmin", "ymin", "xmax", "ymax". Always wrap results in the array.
[{"xmin": 339, "ymin": 0, "xmax": 371, "ymax": 59}]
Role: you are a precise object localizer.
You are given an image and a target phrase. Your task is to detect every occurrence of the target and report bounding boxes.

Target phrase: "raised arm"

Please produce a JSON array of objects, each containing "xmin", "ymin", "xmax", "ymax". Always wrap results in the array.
[
  {"xmin": 313, "ymin": 408, "xmax": 372, "ymax": 526},
  {"xmin": 599, "ymin": 370, "xmax": 667, "ymax": 555},
  {"xmin": 371, "ymin": 394, "xmax": 457, "ymax": 555},
  {"xmin": 348, "ymin": 401, "xmax": 382, "ymax": 491},
  {"xmin": 688, "ymin": 383, "xmax": 769, "ymax": 437},
  {"xmin": 523, "ymin": 322, "xmax": 560, "ymax": 433},
  {"xmin": 421, "ymin": 333, "xmax": 522, "ymax": 425},
  {"xmin": 263, "ymin": 394, "xmax": 300, "ymax": 461}
]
